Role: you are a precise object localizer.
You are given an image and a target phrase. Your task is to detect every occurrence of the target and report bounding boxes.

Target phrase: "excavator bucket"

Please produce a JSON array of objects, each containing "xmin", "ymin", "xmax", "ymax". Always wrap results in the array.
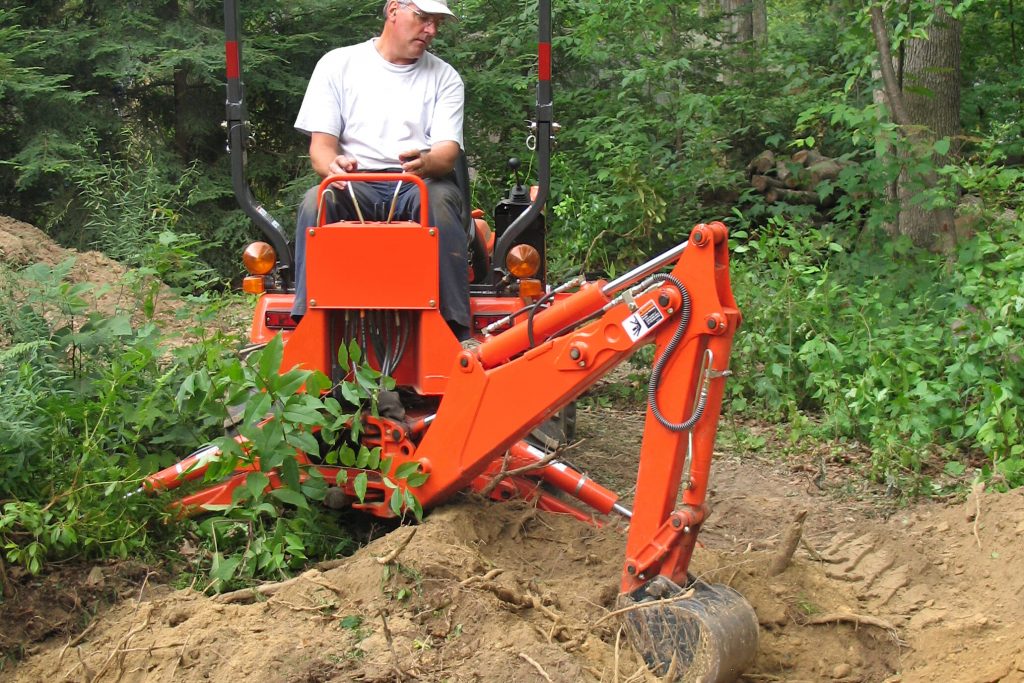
[{"xmin": 618, "ymin": 576, "xmax": 758, "ymax": 683}]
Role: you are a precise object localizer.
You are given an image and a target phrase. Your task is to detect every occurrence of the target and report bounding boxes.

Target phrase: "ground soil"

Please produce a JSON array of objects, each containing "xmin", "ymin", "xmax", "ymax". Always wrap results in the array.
[{"xmin": 2, "ymin": 215, "xmax": 1023, "ymax": 683}]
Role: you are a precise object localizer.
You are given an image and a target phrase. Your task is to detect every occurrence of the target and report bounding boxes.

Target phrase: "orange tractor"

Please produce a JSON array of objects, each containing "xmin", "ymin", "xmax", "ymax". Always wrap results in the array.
[{"xmin": 147, "ymin": 0, "xmax": 760, "ymax": 679}]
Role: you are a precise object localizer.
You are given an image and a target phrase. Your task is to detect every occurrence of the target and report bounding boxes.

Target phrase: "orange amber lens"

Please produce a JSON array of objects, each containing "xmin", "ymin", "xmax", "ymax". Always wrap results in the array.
[
  {"xmin": 242, "ymin": 275, "xmax": 266, "ymax": 294},
  {"xmin": 243, "ymin": 242, "xmax": 276, "ymax": 275},
  {"xmin": 506, "ymin": 244, "xmax": 540, "ymax": 278}
]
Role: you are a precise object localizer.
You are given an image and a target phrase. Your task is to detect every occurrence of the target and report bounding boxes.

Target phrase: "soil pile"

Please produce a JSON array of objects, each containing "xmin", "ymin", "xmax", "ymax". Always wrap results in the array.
[{"xmin": 8, "ymin": 410, "xmax": 1024, "ymax": 682}]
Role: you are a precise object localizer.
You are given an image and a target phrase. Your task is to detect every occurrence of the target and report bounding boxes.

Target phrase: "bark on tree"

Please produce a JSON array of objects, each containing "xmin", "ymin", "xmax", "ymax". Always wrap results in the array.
[
  {"xmin": 752, "ymin": 0, "xmax": 768, "ymax": 45},
  {"xmin": 719, "ymin": 0, "xmax": 754, "ymax": 43},
  {"xmin": 899, "ymin": 3, "xmax": 961, "ymax": 249},
  {"xmin": 871, "ymin": 1, "xmax": 962, "ymax": 251}
]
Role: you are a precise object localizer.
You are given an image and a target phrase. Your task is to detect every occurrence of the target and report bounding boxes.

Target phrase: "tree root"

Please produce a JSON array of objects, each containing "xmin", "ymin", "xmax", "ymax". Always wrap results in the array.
[
  {"xmin": 590, "ymin": 587, "xmax": 696, "ymax": 630},
  {"xmin": 768, "ymin": 509, "xmax": 807, "ymax": 576},
  {"xmin": 519, "ymin": 652, "xmax": 553, "ymax": 682},
  {"xmin": 459, "ymin": 568, "xmax": 503, "ymax": 587},
  {"xmin": 376, "ymin": 527, "xmax": 417, "ymax": 565},
  {"xmin": 802, "ymin": 611, "xmax": 899, "ymax": 633},
  {"xmin": 215, "ymin": 569, "xmax": 319, "ymax": 605}
]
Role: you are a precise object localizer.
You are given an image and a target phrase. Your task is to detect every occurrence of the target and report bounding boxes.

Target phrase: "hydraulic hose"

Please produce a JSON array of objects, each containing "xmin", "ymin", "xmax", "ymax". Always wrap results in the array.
[{"xmin": 646, "ymin": 274, "xmax": 708, "ymax": 432}]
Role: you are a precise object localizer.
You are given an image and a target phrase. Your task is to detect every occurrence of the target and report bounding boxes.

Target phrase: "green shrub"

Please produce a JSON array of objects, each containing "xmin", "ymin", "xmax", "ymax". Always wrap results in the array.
[{"xmin": 727, "ymin": 201, "xmax": 1024, "ymax": 490}]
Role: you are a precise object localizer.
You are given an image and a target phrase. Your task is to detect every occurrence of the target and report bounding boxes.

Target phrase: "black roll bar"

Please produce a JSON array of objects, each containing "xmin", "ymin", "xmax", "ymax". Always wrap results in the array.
[
  {"xmin": 224, "ymin": 0, "xmax": 294, "ymax": 282},
  {"xmin": 491, "ymin": 0, "xmax": 553, "ymax": 275}
]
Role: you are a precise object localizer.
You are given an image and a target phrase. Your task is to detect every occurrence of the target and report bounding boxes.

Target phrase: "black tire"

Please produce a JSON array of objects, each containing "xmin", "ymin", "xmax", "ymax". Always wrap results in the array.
[{"xmin": 527, "ymin": 401, "xmax": 578, "ymax": 451}]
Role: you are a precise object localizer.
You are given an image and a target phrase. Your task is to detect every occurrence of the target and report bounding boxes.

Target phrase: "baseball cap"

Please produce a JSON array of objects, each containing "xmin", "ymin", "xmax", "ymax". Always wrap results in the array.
[{"xmin": 404, "ymin": 0, "xmax": 458, "ymax": 20}]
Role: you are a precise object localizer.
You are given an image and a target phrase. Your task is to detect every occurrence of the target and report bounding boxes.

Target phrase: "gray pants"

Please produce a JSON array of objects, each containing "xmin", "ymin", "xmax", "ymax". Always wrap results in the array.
[{"xmin": 291, "ymin": 175, "xmax": 470, "ymax": 336}]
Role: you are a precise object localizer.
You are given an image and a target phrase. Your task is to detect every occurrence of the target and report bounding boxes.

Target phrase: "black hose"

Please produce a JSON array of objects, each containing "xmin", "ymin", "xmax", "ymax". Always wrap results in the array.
[
  {"xmin": 646, "ymin": 274, "xmax": 707, "ymax": 432},
  {"xmin": 526, "ymin": 287, "xmax": 558, "ymax": 348}
]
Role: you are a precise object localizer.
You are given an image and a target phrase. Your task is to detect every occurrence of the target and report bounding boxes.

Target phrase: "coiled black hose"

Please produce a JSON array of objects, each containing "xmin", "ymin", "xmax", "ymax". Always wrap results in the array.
[{"xmin": 646, "ymin": 273, "xmax": 708, "ymax": 432}]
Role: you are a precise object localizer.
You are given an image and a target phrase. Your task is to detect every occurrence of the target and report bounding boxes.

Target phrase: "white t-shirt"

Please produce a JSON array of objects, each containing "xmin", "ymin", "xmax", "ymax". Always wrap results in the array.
[{"xmin": 294, "ymin": 39, "xmax": 464, "ymax": 170}]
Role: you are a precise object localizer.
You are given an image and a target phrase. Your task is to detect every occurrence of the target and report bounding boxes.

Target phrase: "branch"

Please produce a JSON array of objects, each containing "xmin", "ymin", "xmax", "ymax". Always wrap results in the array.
[
  {"xmin": 478, "ymin": 440, "xmax": 583, "ymax": 498},
  {"xmin": 869, "ymin": 3, "xmax": 910, "ymax": 126}
]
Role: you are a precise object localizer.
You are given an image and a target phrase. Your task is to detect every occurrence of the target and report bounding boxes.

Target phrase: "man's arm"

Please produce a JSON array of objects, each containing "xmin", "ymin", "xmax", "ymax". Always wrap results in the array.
[
  {"xmin": 310, "ymin": 132, "xmax": 357, "ymax": 186},
  {"xmin": 399, "ymin": 140, "xmax": 460, "ymax": 178}
]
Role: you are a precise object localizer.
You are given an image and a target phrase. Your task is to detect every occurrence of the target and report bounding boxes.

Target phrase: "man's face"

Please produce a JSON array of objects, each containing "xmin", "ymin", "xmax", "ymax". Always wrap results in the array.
[{"xmin": 389, "ymin": 2, "xmax": 445, "ymax": 62}]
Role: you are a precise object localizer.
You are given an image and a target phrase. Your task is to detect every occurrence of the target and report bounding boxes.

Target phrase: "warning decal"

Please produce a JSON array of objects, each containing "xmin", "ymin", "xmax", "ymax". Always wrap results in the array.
[{"xmin": 622, "ymin": 301, "xmax": 665, "ymax": 342}]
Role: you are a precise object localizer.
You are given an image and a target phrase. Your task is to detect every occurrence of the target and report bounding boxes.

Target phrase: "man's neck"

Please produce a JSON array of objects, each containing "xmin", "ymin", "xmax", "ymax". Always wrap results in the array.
[{"xmin": 374, "ymin": 33, "xmax": 418, "ymax": 66}]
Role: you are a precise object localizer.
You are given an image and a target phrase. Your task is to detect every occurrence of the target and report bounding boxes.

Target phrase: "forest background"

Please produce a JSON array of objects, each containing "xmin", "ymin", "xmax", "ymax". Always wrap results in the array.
[{"xmin": 0, "ymin": 0, "xmax": 1022, "ymax": 583}]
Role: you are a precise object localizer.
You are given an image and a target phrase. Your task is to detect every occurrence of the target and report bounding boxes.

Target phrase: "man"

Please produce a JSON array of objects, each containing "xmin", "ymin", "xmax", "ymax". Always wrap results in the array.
[{"xmin": 290, "ymin": 0, "xmax": 470, "ymax": 340}]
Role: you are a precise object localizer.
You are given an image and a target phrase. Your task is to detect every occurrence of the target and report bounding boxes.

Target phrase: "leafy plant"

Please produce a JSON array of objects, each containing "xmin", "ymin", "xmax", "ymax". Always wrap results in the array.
[{"xmin": 174, "ymin": 335, "xmax": 430, "ymax": 589}]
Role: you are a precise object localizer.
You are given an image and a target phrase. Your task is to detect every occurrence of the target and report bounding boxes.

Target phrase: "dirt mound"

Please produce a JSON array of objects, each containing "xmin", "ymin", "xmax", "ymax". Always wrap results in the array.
[
  {"xmin": 0, "ymin": 215, "xmax": 245, "ymax": 346},
  {"xmin": 0, "ymin": 215, "xmax": 146, "ymax": 314},
  {"xmin": 10, "ymin": 407, "xmax": 1024, "ymax": 682}
]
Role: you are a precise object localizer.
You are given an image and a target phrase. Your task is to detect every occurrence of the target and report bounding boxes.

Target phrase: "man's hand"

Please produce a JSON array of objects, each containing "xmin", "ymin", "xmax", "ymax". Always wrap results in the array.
[
  {"xmin": 326, "ymin": 155, "xmax": 358, "ymax": 189},
  {"xmin": 399, "ymin": 148, "xmax": 430, "ymax": 177},
  {"xmin": 400, "ymin": 141, "xmax": 459, "ymax": 178}
]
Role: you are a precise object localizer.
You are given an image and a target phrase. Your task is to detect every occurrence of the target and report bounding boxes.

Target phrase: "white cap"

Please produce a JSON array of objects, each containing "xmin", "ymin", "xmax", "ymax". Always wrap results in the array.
[{"xmin": 402, "ymin": 0, "xmax": 458, "ymax": 20}]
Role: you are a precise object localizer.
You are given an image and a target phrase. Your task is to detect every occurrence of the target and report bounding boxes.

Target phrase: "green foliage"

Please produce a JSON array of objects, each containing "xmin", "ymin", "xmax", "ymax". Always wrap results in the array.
[
  {"xmin": 0, "ymin": 259, "xmax": 238, "ymax": 573},
  {"xmin": 174, "ymin": 336, "xmax": 429, "ymax": 589},
  {"xmin": 727, "ymin": 194, "xmax": 1024, "ymax": 490}
]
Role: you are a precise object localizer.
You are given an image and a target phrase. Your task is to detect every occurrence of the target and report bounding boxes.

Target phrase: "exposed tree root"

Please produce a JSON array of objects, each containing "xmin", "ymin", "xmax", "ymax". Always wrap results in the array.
[
  {"xmin": 376, "ymin": 527, "xmax": 418, "ymax": 565},
  {"xmin": 803, "ymin": 611, "xmax": 898, "ymax": 632},
  {"xmin": 768, "ymin": 509, "xmax": 807, "ymax": 576},
  {"xmin": 519, "ymin": 652, "xmax": 553, "ymax": 682},
  {"xmin": 214, "ymin": 569, "xmax": 320, "ymax": 605}
]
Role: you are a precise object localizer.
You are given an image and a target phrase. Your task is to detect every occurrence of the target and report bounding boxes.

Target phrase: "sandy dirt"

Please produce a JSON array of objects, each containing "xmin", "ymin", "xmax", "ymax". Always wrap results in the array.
[{"xmin": 2, "ymin": 216, "xmax": 1023, "ymax": 682}]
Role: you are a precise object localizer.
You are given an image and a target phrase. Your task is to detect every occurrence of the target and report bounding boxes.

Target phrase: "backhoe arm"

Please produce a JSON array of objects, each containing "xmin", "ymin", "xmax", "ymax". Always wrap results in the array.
[{"xmin": 406, "ymin": 221, "xmax": 739, "ymax": 591}]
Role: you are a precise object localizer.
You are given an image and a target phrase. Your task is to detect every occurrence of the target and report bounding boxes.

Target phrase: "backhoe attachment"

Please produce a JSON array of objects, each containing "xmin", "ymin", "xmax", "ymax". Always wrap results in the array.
[
  {"xmin": 150, "ymin": 220, "xmax": 758, "ymax": 681},
  {"xmin": 619, "ymin": 576, "xmax": 758, "ymax": 682}
]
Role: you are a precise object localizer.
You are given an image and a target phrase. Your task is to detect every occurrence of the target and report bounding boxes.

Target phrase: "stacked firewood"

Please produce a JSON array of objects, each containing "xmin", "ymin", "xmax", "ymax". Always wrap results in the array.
[{"xmin": 746, "ymin": 149, "xmax": 849, "ymax": 207}]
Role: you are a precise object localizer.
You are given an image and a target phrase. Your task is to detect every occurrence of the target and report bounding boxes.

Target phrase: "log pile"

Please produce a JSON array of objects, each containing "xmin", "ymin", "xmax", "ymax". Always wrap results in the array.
[{"xmin": 746, "ymin": 149, "xmax": 849, "ymax": 207}]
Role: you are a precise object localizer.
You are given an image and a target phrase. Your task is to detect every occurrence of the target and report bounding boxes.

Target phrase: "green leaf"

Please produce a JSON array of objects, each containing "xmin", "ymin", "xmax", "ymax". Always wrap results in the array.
[
  {"xmin": 394, "ymin": 462, "xmax": 421, "ymax": 479},
  {"xmin": 280, "ymin": 457, "xmax": 300, "ymax": 491},
  {"xmin": 348, "ymin": 340, "xmax": 362, "ymax": 365},
  {"xmin": 405, "ymin": 472, "xmax": 429, "ymax": 488},
  {"xmin": 390, "ymin": 490, "xmax": 404, "ymax": 516},
  {"xmin": 366, "ymin": 447, "xmax": 381, "ymax": 470},
  {"xmin": 338, "ymin": 444, "xmax": 356, "ymax": 467},
  {"xmin": 305, "ymin": 371, "xmax": 332, "ymax": 396},
  {"xmin": 274, "ymin": 368, "xmax": 309, "ymax": 396},
  {"xmin": 353, "ymin": 472, "xmax": 368, "ymax": 502},
  {"xmin": 285, "ymin": 430, "xmax": 320, "ymax": 455},
  {"xmin": 258, "ymin": 335, "xmax": 285, "ymax": 381},
  {"xmin": 243, "ymin": 392, "xmax": 272, "ymax": 426},
  {"xmin": 339, "ymin": 615, "xmax": 363, "ymax": 630},
  {"xmin": 932, "ymin": 138, "xmax": 951, "ymax": 156},
  {"xmin": 270, "ymin": 488, "xmax": 309, "ymax": 509},
  {"xmin": 355, "ymin": 445, "xmax": 370, "ymax": 469},
  {"xmin": 211, "ymin": 553, "xmax": 242, "ymax": 584},
  {"xmin": 245, "ymin": 472, "xmax": 270, "ymax": 499}
]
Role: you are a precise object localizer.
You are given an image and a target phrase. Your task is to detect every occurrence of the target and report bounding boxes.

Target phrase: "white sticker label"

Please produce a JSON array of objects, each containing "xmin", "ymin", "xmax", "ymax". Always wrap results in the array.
[{"xmin": 622, "ymin": 301, "xmax": 665, "ymax": 342}]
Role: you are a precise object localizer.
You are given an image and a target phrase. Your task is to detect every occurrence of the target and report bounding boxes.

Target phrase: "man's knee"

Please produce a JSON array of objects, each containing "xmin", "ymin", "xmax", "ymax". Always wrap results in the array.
[{"xmin": 427, "ymin": 179, "xmax": 462, "ymax": 211}]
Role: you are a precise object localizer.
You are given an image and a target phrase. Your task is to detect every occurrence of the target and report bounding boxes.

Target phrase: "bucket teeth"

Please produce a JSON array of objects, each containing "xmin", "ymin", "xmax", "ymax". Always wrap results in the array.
[{"xmin": 617, "ymin": 576, "xmax": 758, "ymax": 683}]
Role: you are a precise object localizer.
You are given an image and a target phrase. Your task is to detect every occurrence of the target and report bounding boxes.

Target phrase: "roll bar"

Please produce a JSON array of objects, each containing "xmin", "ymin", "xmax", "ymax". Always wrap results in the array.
[
  {"xmin": 491, "ymin": 0, "xmax": 553, "ymax": 276},
  {"xmin": 224, "ymin": 0, "xmax": 294, "ymax": 282}
]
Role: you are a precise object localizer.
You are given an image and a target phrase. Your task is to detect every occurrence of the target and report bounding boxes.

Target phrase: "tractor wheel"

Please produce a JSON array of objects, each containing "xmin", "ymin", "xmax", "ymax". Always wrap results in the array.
[{"xmin": 527, "ymin": 401, "xmax": 577, "ymax": 451}]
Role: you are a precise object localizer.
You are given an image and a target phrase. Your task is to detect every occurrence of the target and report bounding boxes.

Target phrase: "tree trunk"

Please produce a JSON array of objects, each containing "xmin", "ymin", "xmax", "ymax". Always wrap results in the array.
[
  {"xmin": 752, "ymin": 0, "xmax": 767, "ymax": 45},
  {"xmin": 898, "ymin": 2, "xmax": 961, "ymax": 249},
  {"xmin": 719, "ymin": 0, "xmax": 753, "ymax": 43},
  {"xmin": 871, "ymin": 1, "xmax": 962, "ymax": 250}
]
